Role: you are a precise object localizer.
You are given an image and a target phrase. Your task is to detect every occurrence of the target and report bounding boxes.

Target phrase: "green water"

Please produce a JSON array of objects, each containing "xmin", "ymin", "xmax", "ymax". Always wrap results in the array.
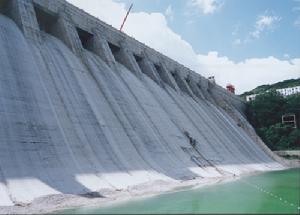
[{"xmin": 61, "ymin": 168, "xmax": 300, "ymax": 214}]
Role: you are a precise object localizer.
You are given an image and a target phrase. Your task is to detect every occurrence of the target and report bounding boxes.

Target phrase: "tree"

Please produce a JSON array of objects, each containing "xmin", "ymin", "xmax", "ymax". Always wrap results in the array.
[
  {"xmin": 258, "ymin": 123, "xmax": 299, "ymax": 150},
  {"xmin": 246, "ymin": 92, "xmax": 300, "ymax": 151},
  {"xmin": 246, "ymin": 91, "xmax": 286, "ymax": 128}
]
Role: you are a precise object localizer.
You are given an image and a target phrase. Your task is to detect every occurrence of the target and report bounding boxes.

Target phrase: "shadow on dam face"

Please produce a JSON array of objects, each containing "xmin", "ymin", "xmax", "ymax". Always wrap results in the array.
[{"xmin": 0, "ymin": 3, "xmax": 282, "ymax": 205}]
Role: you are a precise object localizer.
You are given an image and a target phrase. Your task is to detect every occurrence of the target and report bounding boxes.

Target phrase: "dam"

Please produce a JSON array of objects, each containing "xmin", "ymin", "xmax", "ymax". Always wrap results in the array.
[{"xmin": 0, "ymin": 0, "xmax": 290, "ymax": 209}]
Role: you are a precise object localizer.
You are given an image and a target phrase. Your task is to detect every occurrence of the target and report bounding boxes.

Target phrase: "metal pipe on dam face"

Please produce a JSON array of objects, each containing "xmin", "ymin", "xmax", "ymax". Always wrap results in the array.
[{"xmin": 0, "ymin": 0, "xmax": 286, "ymax": 206}]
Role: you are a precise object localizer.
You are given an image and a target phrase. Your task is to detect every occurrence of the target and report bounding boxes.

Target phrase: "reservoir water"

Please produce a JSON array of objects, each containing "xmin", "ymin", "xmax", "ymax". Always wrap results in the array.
[{"xmin": 61, "ymin": 168, "xmax": 300, "ymax": 214}]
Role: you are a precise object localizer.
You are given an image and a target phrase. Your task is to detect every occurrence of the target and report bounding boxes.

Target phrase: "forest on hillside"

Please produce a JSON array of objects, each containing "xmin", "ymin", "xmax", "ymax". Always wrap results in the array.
[
  {"xmin": 240, "ymin": 78, "xmax": 300, "ymax": 98},
  {"xmin": 246, "ymin": 91, "xmax": 300, "ymax": 151}
]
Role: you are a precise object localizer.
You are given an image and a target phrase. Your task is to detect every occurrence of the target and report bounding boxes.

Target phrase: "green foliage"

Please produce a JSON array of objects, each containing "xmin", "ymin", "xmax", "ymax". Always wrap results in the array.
[
  {"xmin": 241, "ymin": 85, "xmax": 270, "ymax": 97},
  {"xmin": 246, "ymin": 91, "xmax": 300, "ymax": 151},
  {"xmin": 271, "ymin": 79, "xmax": 300, "ymax": 90},
  {"xmin": 286, "ymin": 94, "xmax": 300, "ymax": 113},
  {"xmin": 258, "ymin": 123, "xmax": 300, "ymax": 150},
  {"xmin": 240, "ymin": 78, "xmax": 300, "ymax": 98},
  {"xmin": 246, "ymin": 91, "xmax": 286, "ymax": 128}
]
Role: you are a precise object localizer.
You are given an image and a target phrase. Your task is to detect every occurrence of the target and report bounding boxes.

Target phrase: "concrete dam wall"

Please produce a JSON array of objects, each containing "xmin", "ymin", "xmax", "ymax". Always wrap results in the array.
[{"xmin": 0, "ymin": 0, "xmax": 285, "ymax": 206}]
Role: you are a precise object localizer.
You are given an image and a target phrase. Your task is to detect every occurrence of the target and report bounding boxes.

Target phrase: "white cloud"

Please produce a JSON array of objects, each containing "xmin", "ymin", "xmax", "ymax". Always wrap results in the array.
[
  {"xmin": 197, "ymin": 53, "xmax": 300, "ymax": 94},
  {"xmin": 189, "ymin": 0, "xmax": 223, "ymax": 15},
  {"xmin": 249, "ymin": 14, "xmax": 281, "ymax": 39},
  {"xmin": 256, "ymin": 15, "xmax": 280, "ymax": 28},
  {"xmin": 165, "ymin": 5, "xmax": 174, "ymax": 21},
  {"xmin": 66, "ymin": 0, "xmax": 126, "ymax": 29},
  {"xmin": 66, "ymin": 0, "xmax": 299, "ymax": 94}
]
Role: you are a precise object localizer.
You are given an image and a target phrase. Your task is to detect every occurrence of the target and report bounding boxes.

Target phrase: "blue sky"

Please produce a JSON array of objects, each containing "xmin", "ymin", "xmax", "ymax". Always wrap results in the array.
[
  {"xmin": 119, "ymin": 0, "xmax": 300, "ymax": 62},
  {"xmin": 68, "ymin": 0, "xmax": 299, "ymax": 93}
]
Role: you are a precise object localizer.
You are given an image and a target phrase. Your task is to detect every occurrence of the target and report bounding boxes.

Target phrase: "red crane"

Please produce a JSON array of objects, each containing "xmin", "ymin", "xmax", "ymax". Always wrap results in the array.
[{"xmin": 120, "ymin": 3, "xmax": 133, "ymax": 32}]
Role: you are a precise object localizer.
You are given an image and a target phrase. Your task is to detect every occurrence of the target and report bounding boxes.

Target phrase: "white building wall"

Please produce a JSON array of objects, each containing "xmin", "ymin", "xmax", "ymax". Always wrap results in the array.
[
  {"xmin": 246, "ymin": 86, "xmax": 300, "ymax": 102},
  {"xmin": 276, "ymin": 86, "xmax": 300, "ymax": 97},
  {"xmin": 246, "ymin": 94, "xmax": 257, "ymax": 102}
]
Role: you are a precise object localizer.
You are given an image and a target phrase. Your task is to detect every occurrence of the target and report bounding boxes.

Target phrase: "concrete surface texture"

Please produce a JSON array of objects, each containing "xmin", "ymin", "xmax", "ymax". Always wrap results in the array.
[{"xmin": 0, "ymin": 0, "xmax": 286, "ymax": 207}]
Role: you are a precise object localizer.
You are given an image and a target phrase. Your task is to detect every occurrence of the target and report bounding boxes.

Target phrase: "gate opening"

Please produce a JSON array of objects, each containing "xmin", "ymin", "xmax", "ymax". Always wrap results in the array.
[
  {"xmin": 154, "ymin": 64, "xmax": 164, "ymax": 78},
  {"xmin": 108, "ymin": 42, "xmax": 120, "ymax": 55},
  {"xmin": 153, "ymin": 63, "xmax": 174, "ymax": 86},
  {"xmin": 76, "ymin": 27, "xmax": 94, "ymax": 51},
  {"xmin": 108, "ymin": 42, "xmax": 122, "ymax": 63},
  {"xmin": 0, "ymin": 0, "xmax": 9, "ymax": 15},
  {"xmin": 134, "ymin": 54, "xmax": 143, "ymax": 70},
  {"xmin": 171, "ymin": 71, "xmax": 177, "ymax": 79},
  {"xmin": 34, "ymin": 5, "xmax": 58, "ymax": 35}
]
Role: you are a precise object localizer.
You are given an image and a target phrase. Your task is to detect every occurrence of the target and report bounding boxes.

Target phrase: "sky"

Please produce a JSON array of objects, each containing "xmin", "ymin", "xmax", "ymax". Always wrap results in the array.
[{"xmin": 67, "ymin": 0, "xmax": 300, "ymax": 94}]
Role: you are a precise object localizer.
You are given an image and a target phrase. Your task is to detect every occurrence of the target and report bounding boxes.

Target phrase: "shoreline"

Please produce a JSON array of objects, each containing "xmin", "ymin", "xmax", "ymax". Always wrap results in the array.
[{"xmin": 1, "ymin": 167, "xmax": 295, "ymax": 214}]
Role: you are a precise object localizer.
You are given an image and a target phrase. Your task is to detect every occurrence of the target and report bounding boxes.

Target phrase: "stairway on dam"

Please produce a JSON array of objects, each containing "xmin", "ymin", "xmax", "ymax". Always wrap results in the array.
[{"xmin": 0, "ymin": 0, "xmax": 287, "ymax": 207}]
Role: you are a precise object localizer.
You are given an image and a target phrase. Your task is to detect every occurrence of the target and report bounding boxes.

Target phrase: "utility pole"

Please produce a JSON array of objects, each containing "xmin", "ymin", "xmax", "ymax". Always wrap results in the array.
[{"xmin": 120, "ymin": 3, "xmax": 133, "ymax": 32}]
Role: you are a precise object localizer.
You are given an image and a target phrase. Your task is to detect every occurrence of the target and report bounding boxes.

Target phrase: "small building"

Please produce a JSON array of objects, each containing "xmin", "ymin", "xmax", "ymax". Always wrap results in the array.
[
  {"xmin": 282, "ymin": 113, "xmax": 297, "ymax": 128},
  {"xmin": 245, "ymin": 85, "xmax": 300, "ymax": 102},
  {"xmin": 276, "ymin": 86, "xmax": 300, "ymax": 97},
  {"xmin": 226, "ymin": 84, "xmax": 235, "ymax": 94},
  {"xmin": 208, "ymin": 76, "xmax": 216, "ymax": 84},
  {"xmin": 246, "ymin": 94, "xmax": 258, "ymax": 102}
]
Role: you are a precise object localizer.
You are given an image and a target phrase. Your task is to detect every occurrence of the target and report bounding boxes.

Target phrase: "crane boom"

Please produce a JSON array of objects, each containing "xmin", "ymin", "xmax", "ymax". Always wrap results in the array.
[{"xmin": 120, "ymin": 3, "xmax": 133, "ymax": 31}]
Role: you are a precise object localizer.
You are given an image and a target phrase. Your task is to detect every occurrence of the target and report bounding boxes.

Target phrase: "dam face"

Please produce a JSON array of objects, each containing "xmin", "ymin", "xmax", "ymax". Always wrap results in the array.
[{"xmin": 0, "ymin": 0, "xmax": 285, "ymax": 206}]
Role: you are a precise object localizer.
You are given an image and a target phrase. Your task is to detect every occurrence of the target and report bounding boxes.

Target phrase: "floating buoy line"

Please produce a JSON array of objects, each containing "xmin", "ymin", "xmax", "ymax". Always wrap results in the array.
[{"xmin": 240, "ymin": 179, "xmax": 299, "ymax": 212}]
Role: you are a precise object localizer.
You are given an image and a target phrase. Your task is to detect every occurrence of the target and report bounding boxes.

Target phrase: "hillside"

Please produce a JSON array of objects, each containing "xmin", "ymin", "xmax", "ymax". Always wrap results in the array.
[
  {"xmin": 245, "ymin": 91, "xmax": 300, "ymax": 151},
  {"xmin": 240, "ymin": 78, "xmax": 300, "ymax": 98}
]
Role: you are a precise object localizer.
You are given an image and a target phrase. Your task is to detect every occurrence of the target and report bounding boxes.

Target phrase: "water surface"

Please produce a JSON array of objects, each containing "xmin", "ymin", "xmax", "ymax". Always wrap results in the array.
[{"xmin": 62, "ymin": 168, "xmax": 300, "ymax": 214}]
